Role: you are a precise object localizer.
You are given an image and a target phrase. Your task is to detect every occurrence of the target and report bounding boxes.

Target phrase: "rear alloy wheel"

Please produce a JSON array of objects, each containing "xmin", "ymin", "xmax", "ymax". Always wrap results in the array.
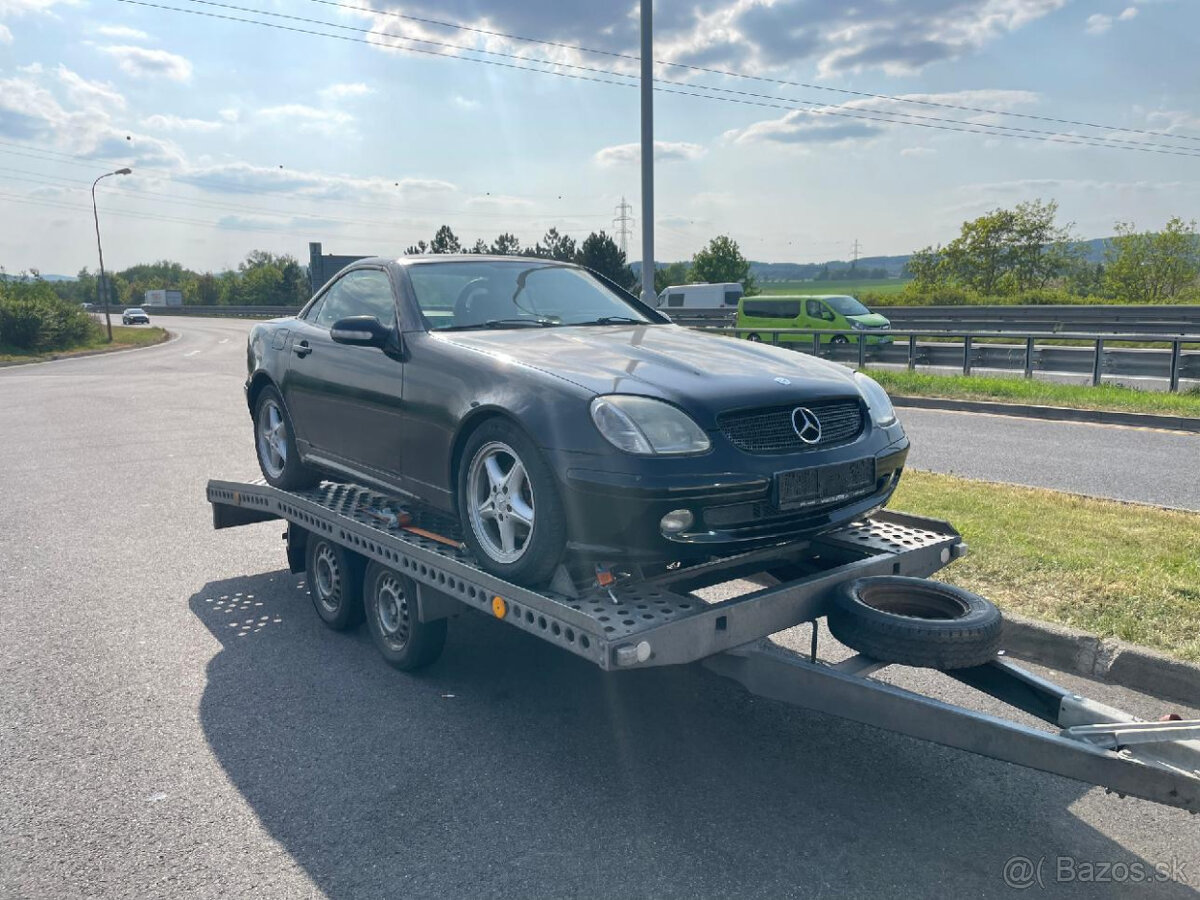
[
  {"xmin": 254, "ymin": 385, "xmax": 320, "ymax": 490},
  {"xmin": 305, "ymin": 536, "xmax": 364, "ymax": 630},
  {"xmin": 827, "ymin": 576, "xmax": 1003, "ymax": 670},
  {"xmin": 362, "ymin": 561, "xmax": 447, "ymax": 671},
  {"xmin": 458, "ymin": 420, "xmax": 566, "ymax": 586}
]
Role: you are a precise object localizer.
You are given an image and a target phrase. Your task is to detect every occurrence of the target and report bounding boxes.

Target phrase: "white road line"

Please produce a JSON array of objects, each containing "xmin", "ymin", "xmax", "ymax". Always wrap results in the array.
[
  {"xmin": 219, "ymin": 338, "xmax": 229, "ymax": 344},
  {"xmin": 184, "ymin": 350, "xmax": 201, "ymax": 358}
]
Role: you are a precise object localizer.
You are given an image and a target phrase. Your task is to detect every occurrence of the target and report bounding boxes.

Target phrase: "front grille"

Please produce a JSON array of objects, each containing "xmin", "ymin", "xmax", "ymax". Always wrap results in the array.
[{"xmin": 718, "ymin": 399, "xmax": 864, "ymax": 454}]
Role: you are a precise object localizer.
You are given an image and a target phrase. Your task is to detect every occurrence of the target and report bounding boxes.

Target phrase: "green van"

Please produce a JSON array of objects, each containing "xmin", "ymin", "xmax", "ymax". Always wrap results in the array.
[{"xmin": 736, "ymin": 295, "xmax": 892, "ymax": 345}]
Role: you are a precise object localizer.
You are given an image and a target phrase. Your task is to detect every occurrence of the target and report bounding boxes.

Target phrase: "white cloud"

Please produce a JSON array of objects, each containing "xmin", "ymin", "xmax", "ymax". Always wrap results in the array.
[
  {"xmin": 346, "ymin": 0, "xmax": 1066, "ymax": 80},
  {"xmin": 0, "ymin": 22, "xmax": 10, "ymax": 42},
  {"xmin": 100, "ymin": 45, "xmax": 193, "ymax": 81},
  {"xmin": 465, "ymin": 193, "xmax": 534, "ymax": 209},
  {"xmin": 217, "ymin": 108, "xmax": 239, "ymax": 123},
  {"xmin": 1087, "ymin": 6, "xmax": 1138, "ymax": 34},
  {"xmin": 594, "ymin": 140, "xmax": 706, "ymax": 167},
  {"xmin": 318, "ymin": 82, "xmax": 372, "ymax": 101},
  {"xmin": 96, "ymin": 24, "xmax": 149, "ymax": 40},
  {"xmin": 56, "ymin": 65, "xmax": 124, "ymax": 110},
  {"xmin": 141, "ymin": 113, "xmax": 223, "ymax": 133},
  {"xmin": 452, "ymin": 95, "xmax": 479, "ymax": 111},
  {"xmin": 257, "ymin": 103, "xmax": 354, "ymax": 136},
  {"xmin": 900, "ymin": 146, "xmax": 936, "ymax": 156},
  {"xmin": 726, "ymin": 90, "xmax": 1040, "ymax": 148},
  {"xmin": 181, "ymin": 161, "xmax": 456, "ymax": 200}
]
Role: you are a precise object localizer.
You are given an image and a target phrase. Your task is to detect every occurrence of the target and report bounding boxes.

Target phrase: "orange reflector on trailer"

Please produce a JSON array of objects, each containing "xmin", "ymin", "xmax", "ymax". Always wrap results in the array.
[{"xmin": 492, "ymin": 596, "xmax": 507, "ymax": 618}]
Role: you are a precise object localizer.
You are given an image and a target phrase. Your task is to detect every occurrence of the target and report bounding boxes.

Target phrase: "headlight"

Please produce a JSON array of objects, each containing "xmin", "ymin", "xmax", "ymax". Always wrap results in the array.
[
  {"xmin": 853, "ymin": 373, "xmax": 897, "ymax": 426},
  {"xmin": 850, "ymin": 320, "xmax": 867, "ymax": 330},
  {"xmin": 590, "ymin": 395, "xmax": 711, "ymax": 455}
]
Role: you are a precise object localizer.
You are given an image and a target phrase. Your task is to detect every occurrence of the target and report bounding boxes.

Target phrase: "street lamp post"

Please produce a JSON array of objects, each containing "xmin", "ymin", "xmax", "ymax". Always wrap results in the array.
[
  {"xmin": 640, "ymin": 0, "xmax": 655, "ymax": 305},
  {"xmin": 92, "ymin": 168, "xmax": 132, "ymax": 341}
]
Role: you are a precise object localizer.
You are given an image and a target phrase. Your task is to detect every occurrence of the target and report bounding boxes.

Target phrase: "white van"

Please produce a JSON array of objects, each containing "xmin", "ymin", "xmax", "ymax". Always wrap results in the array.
[{"xmin": 656, "ymin": 282, "xmax": 744, "ymax": 310}]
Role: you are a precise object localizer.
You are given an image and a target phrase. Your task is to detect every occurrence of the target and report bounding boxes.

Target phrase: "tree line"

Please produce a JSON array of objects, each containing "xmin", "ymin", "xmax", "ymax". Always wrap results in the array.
[{"xmin": 904, "ymin": 200, "xmax": 1200, "ymax": 304}]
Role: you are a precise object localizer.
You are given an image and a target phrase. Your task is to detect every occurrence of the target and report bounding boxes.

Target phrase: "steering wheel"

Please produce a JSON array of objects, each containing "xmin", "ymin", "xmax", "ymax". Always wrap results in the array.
[{"xmin": 452, "ymin": 278, "xmax": 491, "ymax": 324}]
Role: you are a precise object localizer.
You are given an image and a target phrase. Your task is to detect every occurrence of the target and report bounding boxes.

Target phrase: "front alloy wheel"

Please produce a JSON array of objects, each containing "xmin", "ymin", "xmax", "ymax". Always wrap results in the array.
[
  {"xmin": 467, "ymin": 441, "xmax": 536, "ymax": 564},
  {"xmin": 253, "ymin": 385, "xmax": 320, "ymax": 490},
  {"xmin": 456, "ymin": 419, "xmax": 566, "ymax": 586}
]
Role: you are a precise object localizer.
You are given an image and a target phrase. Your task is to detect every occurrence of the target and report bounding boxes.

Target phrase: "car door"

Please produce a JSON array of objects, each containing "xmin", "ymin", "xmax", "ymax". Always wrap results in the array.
[{"xmin": 282, "ymin": 268, "xmax": 408, "ymax": 481}]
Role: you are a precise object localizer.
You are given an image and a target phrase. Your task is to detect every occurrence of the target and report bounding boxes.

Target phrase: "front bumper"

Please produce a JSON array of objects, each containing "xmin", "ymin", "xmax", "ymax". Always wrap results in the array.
[{"xmin": 551, "ymin": 429, "xmax": 910, "ymax": 561}]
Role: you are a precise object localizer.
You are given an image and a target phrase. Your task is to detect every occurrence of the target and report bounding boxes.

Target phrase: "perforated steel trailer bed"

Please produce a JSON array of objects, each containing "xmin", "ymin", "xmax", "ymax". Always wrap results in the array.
[{"xmin": 208, "ymin": 477, "xmax": 1200, "ymax": 813}]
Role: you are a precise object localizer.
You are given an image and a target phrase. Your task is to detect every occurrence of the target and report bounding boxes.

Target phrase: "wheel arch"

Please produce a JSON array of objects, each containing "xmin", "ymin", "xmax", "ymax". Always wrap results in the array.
[
  {"xmin": 447, "ymin": 406, "xmax": 533, "ymax": 505},
  {"xmin": 246, "ymin": 370, "xmax": 278, "ymax": 415}
]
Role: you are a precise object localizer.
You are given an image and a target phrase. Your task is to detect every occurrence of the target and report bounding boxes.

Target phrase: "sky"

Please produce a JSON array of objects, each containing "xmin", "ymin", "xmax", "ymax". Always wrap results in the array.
[{"xmin": 1, "ymin": 0, "xmax": 1198, "ymax": 275}]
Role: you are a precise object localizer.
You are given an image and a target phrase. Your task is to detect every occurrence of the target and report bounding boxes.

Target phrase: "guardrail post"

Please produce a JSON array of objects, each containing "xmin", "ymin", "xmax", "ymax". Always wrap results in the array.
[
  {"xmin": 857, "ymin": 333, "xmax": 865, "ymax": 369},
  {"xmin": 771, "ymin": 329, "xmax": 779, "ymax": 346},
  {"xmin": 907, "ymin": 334, "xmax": 916, "ymax": 371},
  {"xmin": 1092, "ymin": 339, "xmax": 1104, "ymax": 386},
  {"xmin": 812, "ymin": 333, "xmax": 820, "ymax": 357},
  {"xmin": 1169, "ymin": 340, "xmax": 1182, "ymax": 392},
  {"xmin": 963, "ymin": 334, "xmax": 972, "ymax": 375},
  {"xmin": 1024, "ymin": 337, "xmax": 1034, "ymax": 379}
]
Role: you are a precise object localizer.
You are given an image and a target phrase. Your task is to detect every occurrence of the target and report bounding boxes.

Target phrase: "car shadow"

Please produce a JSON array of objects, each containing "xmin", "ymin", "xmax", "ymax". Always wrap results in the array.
[{"xmin": 190, "ymin": 571, "xmax": 1196, "ymax": 899}]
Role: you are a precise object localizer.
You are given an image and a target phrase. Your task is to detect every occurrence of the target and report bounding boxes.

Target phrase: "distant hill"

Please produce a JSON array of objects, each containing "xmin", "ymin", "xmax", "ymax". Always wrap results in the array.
[{"xmin": 0, "ymin": 272, "xmax": 76, "ymax": 282}]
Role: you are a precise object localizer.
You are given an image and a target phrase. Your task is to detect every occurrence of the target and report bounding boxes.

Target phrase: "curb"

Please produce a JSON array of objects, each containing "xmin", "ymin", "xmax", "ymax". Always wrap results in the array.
[
  {"xmin": 1001, "ymin": 613, "xmax": 1200, "ymax": 708},
  {"xmin": 891, "ymin": 395, "xmax": 1200, "ymax": 434},
  {"xmin": 0, "ymin": 329, "xmax": 175, "ymax": 369}
]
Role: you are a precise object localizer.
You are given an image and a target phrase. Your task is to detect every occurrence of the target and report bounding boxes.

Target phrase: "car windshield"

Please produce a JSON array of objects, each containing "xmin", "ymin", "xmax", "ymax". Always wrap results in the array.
[
  {"xmin": 823, "ymin": 296, "xmax": 870, "ymax": 316},
  {"xmin": 407, "ymin": 261, "xmax": 652, "ymax": 331}
]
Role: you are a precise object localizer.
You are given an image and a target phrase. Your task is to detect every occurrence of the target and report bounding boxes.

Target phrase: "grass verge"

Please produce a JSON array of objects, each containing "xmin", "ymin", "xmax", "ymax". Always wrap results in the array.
[
  {"xmin": 0, "ymin": 325, "xmax": 168, "ymax": 365},
  {"xmin": 892, "ymin": 471, "xmax": 1200, "ymax": 662},
  {"xmin": 867, "ymin": 368, "xmax": 1200, "ymax": 418}
]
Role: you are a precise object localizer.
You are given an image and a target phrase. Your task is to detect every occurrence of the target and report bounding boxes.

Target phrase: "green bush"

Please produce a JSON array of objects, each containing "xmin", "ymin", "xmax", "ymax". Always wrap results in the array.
[{"xmin": 0, "ymin": 279, "xmax": 98, "ymax": 351}]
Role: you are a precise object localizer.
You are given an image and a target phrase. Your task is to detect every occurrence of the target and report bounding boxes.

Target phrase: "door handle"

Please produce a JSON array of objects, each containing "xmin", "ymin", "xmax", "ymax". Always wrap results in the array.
[{"xmin": 293, "ymin": 339, "xmax": 312, "ymax": 358}]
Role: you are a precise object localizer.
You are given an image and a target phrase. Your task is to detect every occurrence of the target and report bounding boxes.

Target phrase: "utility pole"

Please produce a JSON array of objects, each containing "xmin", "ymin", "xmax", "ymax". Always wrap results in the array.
[
  {"xmin": 639, "ymin": 0, "xmax": 655, "ymax": 304},
  {"xmin": 850, "ymin": 238, "xmax": 861, "ymax": 269},
  {"xmin": 92, "ymin": 167, "xmax": 132, "ymax": 341},
  {"xmin": 613, "ymin": 196, "xmax": 635, "ymax": 257}
]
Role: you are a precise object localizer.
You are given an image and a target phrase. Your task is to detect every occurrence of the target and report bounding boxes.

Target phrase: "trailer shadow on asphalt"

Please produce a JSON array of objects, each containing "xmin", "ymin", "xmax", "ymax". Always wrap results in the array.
[{"xmin": 189, "ymin": 571, "xmax": 1197, "ymax": 899}]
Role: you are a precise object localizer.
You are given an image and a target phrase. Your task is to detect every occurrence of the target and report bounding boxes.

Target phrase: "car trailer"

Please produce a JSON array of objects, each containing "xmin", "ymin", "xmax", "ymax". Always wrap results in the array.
[{"xmin": 208, "ymin": 477, "xmax": 1200, "ymax": 813}]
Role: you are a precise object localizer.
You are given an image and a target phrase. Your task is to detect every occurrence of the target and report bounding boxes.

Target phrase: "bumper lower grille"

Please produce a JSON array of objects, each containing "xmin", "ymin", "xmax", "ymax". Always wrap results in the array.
[{"xmin": 718, "ymin": 399, "xmax": 865, "ymax": 454}]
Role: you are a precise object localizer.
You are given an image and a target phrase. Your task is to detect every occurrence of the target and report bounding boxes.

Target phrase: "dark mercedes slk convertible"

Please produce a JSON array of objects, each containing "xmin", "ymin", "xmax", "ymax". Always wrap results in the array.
[{"xmin": 245, "ymin": 256, "xmax": 909, "ymax": 585}]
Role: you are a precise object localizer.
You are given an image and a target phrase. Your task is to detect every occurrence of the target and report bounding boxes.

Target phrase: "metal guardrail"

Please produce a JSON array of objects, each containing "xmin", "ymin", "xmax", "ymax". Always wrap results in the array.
[
  {"xmin": 701, "ymin": 327, "xmax": 1200, "ymax": 392},
  {"xmin": 669, "ymin": 304, "xmax": 1200, "ymax": 335},
  {"xmin": 139, "ymin": 305, "xmax": 299, "ymax": 318}
]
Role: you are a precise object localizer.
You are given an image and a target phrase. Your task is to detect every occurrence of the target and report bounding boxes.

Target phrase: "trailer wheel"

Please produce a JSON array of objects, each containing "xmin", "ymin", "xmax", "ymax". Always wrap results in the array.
[
  {"xmin": 305, "ymin": 536, "xmax": 364, "ymax": 630},
  {"xmin": 827, "ymin": 576, "xmax": 1002, "ymax": 670},
  {"xmin": 362, "ymin": 562, "xmax": 447, "ymax": 671}
]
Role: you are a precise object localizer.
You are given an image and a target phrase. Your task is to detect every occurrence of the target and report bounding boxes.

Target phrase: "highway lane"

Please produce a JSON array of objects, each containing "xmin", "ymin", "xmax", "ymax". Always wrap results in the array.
[{"xmin": 2, "ymin": 316, "xmax": 1199, "ymax": 898}]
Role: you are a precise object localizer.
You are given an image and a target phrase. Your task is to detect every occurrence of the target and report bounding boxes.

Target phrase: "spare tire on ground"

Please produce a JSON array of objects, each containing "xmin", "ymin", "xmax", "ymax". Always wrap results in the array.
[{"xmin": 826, "ymin": 576, "xmax": 1002, "ymax": 670}]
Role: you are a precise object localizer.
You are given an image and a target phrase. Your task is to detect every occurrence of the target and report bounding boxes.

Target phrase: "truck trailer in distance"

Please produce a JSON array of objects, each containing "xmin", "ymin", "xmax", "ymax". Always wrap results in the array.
[{"xmin": 144, "ymin": 289, "xmax": 183, "ymax": 307}]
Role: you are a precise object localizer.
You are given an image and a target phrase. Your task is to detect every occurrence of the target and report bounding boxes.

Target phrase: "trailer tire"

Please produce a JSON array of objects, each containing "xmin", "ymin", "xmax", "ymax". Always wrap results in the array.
[
  {"xmin": 305, "ymin": 536, "xmax": 364, "ymax": 630},
  {"xmin": 827, "ymin": 576, "xmax": 1002, "ymax": 670},
  {"xmin": 363, "ymin": 562, "xmax": 447, "ymax": 671}
]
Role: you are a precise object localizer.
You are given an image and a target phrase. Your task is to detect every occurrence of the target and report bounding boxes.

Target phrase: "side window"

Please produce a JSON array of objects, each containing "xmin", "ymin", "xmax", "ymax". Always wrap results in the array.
[
  {"xmin": 314, "ymin": 270, "xmax": 397, "ymax": 330},
  {"xmin": 667, "ymin": 293, "xmax": 684, "ymax": 307},
  {"xmin": 302, "ymin": 296, "xmax": 325, "ymax": 322},
  {"xmin": 723, "ymin": 290, "xmax": 742, "ymax": 306},
  {"xmin": 806, "ymin": 299, "xmax": 823, "ymax": 318}
]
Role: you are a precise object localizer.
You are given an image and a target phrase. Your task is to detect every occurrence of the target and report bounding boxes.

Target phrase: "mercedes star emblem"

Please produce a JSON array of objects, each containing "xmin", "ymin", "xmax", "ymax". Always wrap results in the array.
[{"xmin": 792, "ymin": 407, "xmax": 822, "ymax": 444}]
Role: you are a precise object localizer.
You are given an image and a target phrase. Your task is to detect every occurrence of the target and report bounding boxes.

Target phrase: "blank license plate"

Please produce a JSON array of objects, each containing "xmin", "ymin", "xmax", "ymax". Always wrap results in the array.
[{"xmin": 775, "ymin": 458, "xmax": 876, "ymax": 510}]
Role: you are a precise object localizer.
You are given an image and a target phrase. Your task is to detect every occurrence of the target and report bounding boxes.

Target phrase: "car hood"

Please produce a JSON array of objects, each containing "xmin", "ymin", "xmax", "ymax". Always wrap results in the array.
[
  {"xmin": 847, "ymin": 313, "xmax": 890, "ymax": 327},
  {"xmin": 439, "ymin": 324, "xmax": 863, "ymax": 425}
]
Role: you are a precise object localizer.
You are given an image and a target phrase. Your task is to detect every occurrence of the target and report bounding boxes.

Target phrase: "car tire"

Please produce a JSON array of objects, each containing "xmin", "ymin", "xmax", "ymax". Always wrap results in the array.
[
  {"xmin": 457, "ymin": 418, "xmax": 567, "ymax": 587},
  {"xmin": 746, "ymin": 333, "xmax": 762, "ymax": 342},
  {"xmin": 305, "ymin": 536, "xmax": 364, "ymax": 630},
  {"xmin": 826, "ymin": 576, "xmax": 1002, "ymax": 670},
  {"xmin": 253, "ymin": 385, "xmax": 321, "ymax": 490},
  {"xmin": 362, "ymin": 562, "xmax": 447, "ymax": 671},
  {"xmin": 831, "ymin": 335, "xmax": 849, "ymax": 345}
]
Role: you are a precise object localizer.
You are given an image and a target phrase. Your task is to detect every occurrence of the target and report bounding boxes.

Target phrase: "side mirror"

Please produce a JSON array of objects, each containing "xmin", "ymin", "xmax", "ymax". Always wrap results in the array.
[{"xmin": 330, "ymin": 315, "xmax": 391, "ymax": 349}]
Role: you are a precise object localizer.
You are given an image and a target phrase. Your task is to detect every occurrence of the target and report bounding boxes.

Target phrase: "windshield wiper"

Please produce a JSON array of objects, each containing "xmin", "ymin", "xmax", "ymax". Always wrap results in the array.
[
  {"xmin": 571, "ymin": 316, "xmax": 645, "ymax": 326},
  {"xmin": 439, "ymin": 318, "xmax": 558, "ymax": 331}
]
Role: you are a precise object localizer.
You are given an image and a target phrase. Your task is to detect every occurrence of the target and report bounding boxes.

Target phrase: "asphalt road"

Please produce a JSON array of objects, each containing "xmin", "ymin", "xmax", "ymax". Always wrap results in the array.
[{"xmin": 2, "ymin": 316, "xmax": 1198, "ymax": 899}]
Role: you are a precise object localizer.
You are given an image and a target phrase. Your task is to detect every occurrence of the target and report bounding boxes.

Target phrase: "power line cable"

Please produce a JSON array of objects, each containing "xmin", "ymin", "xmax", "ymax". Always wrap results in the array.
[
  {"xmin": 174, "ymin": 0, "xmax": 1200, "ymax": 155},
  {"xmin": 119, "ymin": 0, "xmax": 1200, "ymax": 159},
  {"xmin": 308, "ymin": 0, "xmax": 1200, "ymax": 145}
]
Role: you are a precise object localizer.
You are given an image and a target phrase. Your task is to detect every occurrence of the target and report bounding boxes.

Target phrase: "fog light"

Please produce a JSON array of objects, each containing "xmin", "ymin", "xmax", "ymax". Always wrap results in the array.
[{"xmin": 660, "ymin": 509, "xmax": 694, "ymax": 534}]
